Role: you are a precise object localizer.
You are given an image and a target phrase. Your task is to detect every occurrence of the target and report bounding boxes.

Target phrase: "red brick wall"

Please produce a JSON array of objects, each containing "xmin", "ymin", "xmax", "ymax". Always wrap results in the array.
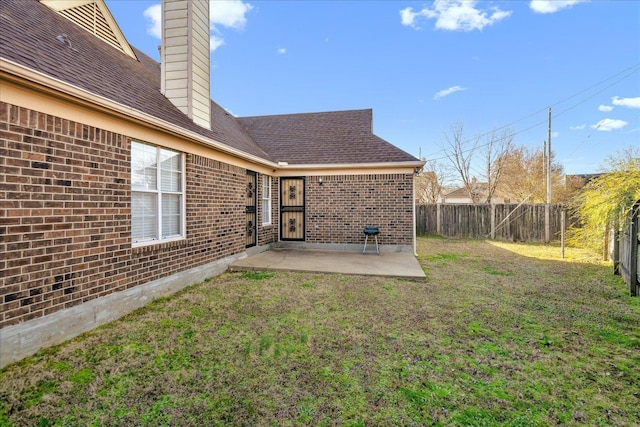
[
  {"xmin": 257, "ymin": 175, "xmax": 278, "ymax": 247},
  {"xmin": 305, "ymin": 174, "xmax": 414, "ymax": 246},
  {"xmin": 0, "ymin": 102, "xmax": 247, "ymax": 328},
  {"xmin": 0, "ymin": 102, "xmax": 413, "ymax": 328}
]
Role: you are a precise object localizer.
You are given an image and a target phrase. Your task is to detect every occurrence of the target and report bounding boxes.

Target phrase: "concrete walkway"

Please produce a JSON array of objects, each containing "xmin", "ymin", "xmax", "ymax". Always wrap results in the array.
[{"xmin": 230, "ymin": 249, "xmax": 426, "ymax": 281}]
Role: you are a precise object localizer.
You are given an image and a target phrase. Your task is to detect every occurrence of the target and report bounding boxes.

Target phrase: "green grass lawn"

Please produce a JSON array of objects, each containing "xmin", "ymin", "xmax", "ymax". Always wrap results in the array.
[{"xmin": 1, "ymin": 237, "xmax": 639, "ymax": 426}]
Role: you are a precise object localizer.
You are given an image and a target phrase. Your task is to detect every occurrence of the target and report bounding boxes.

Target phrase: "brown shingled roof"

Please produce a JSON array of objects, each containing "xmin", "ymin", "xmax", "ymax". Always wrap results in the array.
[
  {"xmin": 1, "ymin": 0, "xmax": 419, "ymax": 167},
  {"xmin": 0, "ymin": 0, "xmax": 271, "ymax": 161},
  {"xmin": 238, "ymin": 110, "xmax": 418, "ymax": 165}
]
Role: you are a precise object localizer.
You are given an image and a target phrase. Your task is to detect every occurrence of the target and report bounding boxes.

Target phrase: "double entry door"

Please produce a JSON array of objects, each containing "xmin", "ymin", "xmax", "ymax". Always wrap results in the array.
[
  {"xmin": 245, "ymin": 171, "xmax": 257, "ymax": 247},
  {"xmin": 246, "ymin": 174, "xmax": 306, "ymax": 245}
]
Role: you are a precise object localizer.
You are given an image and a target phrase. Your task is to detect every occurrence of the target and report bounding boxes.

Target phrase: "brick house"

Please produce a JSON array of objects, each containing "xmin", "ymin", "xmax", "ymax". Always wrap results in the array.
[
  {"xmin": 441, "ymin": 185, "xmax": 506, "ymax": 204},
  {"xmin": 0, "ymin": 0, "xmax": 424, "ymax": 367}
]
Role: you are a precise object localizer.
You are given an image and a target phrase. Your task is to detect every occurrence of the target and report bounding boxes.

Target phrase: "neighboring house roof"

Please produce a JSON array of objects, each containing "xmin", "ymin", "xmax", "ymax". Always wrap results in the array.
[
  {"xmin": 443, "ymin": 183, "xmax": 490, "ymax": 201},
  {"xmin": 439, "ymin": 187, "xmax": 458, "ymax": 197},
  {"xmin": 442, "ymin": 187, "xmax": 473, "ymax": 199},
  {"xmin": 565, "ymin": 173, "xmax": 602, "ymax": 184},
  {"xmin": 0, "ymin": 0, "xmax": 420, "ymax": 168},
  {"xmin": 238, "ymin": 110, "xmax": 418, "ymax": 165}
]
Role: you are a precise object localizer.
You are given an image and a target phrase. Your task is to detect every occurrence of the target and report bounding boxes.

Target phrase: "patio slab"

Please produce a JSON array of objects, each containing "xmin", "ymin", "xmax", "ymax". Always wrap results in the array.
[{"xmin": 229, "ymin": 249, "xmax": 426, "ymax": 281}]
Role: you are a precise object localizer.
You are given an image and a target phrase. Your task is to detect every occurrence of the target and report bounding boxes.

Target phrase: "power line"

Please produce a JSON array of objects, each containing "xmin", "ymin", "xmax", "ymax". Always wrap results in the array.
[
  {"xmin": 554, "ymin": 65, "xmax": 640, "ymax": 119},
  {"xmin": 566, "ymin": 123, "xmax": 602, "ymax": 159},
  {"xmin": 551, "ymin": 62, "xmax": 640, "ymax": 110},
  {"xmin": 422, "ymin": 62, "xmax": 640, "ymax": 162}
]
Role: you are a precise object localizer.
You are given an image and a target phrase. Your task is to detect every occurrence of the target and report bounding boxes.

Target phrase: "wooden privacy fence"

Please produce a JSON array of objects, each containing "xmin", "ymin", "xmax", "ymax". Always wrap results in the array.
[
  {"xmin": 416, "ymin": 203, "xmax": 565, "ymax": 242},
  {"xmin": 615, "ymin": 201, "xmax": 639, "ymax": 296}
]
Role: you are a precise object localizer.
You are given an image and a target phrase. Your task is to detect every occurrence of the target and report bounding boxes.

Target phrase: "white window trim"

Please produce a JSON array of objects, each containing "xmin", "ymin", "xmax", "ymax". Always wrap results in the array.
[
  {"xmin": 262, "ymin": 175, "xmax": 272, "ymax": 226},
  {"xmin": 131, "ymin": 142, "xmax": 186, "ymax": 247}
]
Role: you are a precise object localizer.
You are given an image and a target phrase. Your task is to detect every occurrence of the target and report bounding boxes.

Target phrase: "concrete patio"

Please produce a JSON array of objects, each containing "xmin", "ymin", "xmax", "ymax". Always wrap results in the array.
[{"xmin": 230, "ymin": 249, "xmax": 426, "ymax": 281}]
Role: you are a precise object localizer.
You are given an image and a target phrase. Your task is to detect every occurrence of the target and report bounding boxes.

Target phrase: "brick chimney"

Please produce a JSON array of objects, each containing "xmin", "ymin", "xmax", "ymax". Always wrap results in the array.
[{"xmin": 161, "ymin": 0, "xmax": 211, "ymax": 129}]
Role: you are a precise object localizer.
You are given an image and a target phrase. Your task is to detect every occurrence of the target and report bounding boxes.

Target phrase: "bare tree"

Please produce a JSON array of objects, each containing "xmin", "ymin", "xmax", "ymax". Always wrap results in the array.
[
  {"xmin": 442, "ymin": 122, "xmax": 482, "ymax": 203},
  {"xmin": 483, "ymin": 128, "xmax": 514, "ymax": 203},
  {"xmin": 415, "ymin": 159, "xmax": 451, "ymax": 203},
  {"xmin": 441, "ymin": 123, "xmax": 514, "ymax": 203}
]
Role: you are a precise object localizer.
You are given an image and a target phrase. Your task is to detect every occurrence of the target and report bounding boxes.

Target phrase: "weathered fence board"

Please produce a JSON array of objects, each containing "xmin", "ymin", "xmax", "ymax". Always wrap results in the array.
[
  {"xmin": 617, "ymin": 201, "xmax": 639, "ymax": 296},
  {"xmin": 417, "ymin": 203, "xmax": 565, "ymax": 242}
]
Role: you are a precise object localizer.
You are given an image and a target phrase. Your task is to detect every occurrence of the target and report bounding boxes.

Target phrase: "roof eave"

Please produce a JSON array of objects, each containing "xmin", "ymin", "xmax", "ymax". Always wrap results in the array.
[
  {"xmin": 1, "ymin": 59, "xmax": 425, "ymax": 174},
  {"xmin": 277, "ymin": 160, "xmax": 426, "ymax": 171},
  {"xmin": 0, "ymin": 58, "xmax": 279, "ymax": 169}
]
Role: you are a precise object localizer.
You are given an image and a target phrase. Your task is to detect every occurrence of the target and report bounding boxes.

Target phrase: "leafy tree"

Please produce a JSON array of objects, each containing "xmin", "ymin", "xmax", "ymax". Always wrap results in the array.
[
  {"xmin": 497, "ymin": 146, "xmax": 568, "ymax": 203},
  {"xmin": 568, "ymin": 146, "xmax": 640, "ymax": 253}
]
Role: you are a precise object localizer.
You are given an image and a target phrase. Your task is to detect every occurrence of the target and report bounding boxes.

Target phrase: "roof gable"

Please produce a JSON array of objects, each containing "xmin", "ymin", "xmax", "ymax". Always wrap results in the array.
[{"xmin": 40, "ymin": 0, "xmax": 137, "ymax": 59}]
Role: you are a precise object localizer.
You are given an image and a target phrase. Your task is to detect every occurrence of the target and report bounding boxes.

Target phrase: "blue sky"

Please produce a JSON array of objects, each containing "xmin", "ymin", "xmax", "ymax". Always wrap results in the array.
[{"xmin": 106, "ymin": 0, "xmax": 640, "ymax": 176}]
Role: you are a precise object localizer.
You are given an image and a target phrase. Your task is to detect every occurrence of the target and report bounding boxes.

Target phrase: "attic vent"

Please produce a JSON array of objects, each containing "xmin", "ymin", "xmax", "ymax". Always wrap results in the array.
[{"xmin": 41, "ymin": 0, "xmax": 136, "ymax": 59}]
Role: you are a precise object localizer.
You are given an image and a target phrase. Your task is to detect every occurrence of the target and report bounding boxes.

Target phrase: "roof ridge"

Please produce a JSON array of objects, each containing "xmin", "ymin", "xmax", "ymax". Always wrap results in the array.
[{"xmin": 239, "ymin": 108, "xmax": 372, "ymax": 120}]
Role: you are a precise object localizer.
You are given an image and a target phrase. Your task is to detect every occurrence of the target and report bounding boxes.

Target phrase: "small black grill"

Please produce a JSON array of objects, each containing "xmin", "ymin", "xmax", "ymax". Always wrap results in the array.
[{"xmin": 363, "ymin": 227, "xmax": 380, "ymax": 255}]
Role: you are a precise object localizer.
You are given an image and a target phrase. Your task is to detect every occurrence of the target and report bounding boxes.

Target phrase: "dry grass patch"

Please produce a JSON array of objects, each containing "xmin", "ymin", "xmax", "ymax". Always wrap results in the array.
[{"xmin": 1, "ymin": 237, "xmax": 639, "ymax": 426}]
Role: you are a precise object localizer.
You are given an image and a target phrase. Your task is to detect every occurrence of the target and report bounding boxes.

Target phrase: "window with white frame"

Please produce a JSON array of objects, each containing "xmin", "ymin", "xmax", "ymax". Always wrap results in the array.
[
  {"xmin": 261, "ymin": 175, "xmax": 271, "ymax": 225},
  {"xmin": 131, "ymin": 141, "xmax": 184, "ymax": 244}
]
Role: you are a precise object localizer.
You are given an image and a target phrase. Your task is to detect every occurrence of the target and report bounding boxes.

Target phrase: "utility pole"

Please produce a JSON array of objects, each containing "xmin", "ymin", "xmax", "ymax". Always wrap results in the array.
[
  {"xmin": 545, "ymin": 107, "xmax": 552, "ymax": 242},
  {"xmin": 542, "ymin": 140, "xmax": 546, "ymax": 181},
  {"xmin": 547, "ymin": 107, "xmax": 552, "ymax": 205}
]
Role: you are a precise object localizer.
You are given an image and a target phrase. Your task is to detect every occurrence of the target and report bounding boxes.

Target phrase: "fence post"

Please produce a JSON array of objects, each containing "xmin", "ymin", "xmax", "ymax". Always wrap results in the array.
[
  {"xmin": 437, "ymin": 203, "xmax": 442, "ymax": 235},
  {"xmin": 561, "ymin": 208, "xmax": 565, "ymax": 259},
  {"xmin": 630, "ymin": 207, "xmax": 638, "ymax": 297},
  {"xmin": 613, "ymin": 226, "xmax": 620, "ymax": 275},
  {"xmin": 545, "ymin": 204, "xmax": 550, "ymax": 243},
  {"xmin": 490, "ymin": 203, "xmax": 496, "ymax": 240}
]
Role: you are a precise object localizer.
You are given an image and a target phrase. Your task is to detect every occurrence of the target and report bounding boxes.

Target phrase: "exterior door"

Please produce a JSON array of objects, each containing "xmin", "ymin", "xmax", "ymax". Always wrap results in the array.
[
  {"xmin": 245, "ymin": 171, "xmax": 257, "ymax": 247},
  {"xmin": 280, "ymin": 177, "xmax": 305, "ymax": 241}
]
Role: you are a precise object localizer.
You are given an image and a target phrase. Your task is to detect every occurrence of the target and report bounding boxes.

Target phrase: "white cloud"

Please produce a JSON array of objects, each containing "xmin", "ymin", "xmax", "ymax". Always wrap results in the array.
[
  {"xmin": 598, "ymin": 105, "xmax": 613, "ymax": 112},
  {"xmin": 434, "ymin": 85, "xmax": 467, "ymax": 100},
  {"xmin": 612, "ymin": 96, "xmax": 640, "ymax": 109},
  {"xmin": 400, "ymin": 7, "xmax": 419, "ymax": 27},
  {"xmin": 143, "ymin": 1, "xmax": 253, "ymax": 51},
  {"xmin": 401, "ymin": 1, "xmax": 512, "ymax": 31},
  {"xmin": 551, "ymin": 131, "xmax": 560, "ymax": 138},
  {"xmin": 591, "ymin": 118, "xmax": 628, "ymax": 131},
  {"xmin": 530, "ymin": 1, "xmax": 588, "ymax": 14},
  {"xmin": 570, "ymin": 124, "xmax": 586, "ymax": 130},
  {"xmin": 277, "ymin": 47, "xmax": 287, "ymax": 55},
  {"xmin": 143, "ymin": 4, "xmax": 161, "ymax": 39},
  {"xmin": 210, "ymin": 36, "xmax": 225, "ymax": 52},
  {"xmin": 210, "ymin": 0, "xmax": 253, "ymax": 30}
]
